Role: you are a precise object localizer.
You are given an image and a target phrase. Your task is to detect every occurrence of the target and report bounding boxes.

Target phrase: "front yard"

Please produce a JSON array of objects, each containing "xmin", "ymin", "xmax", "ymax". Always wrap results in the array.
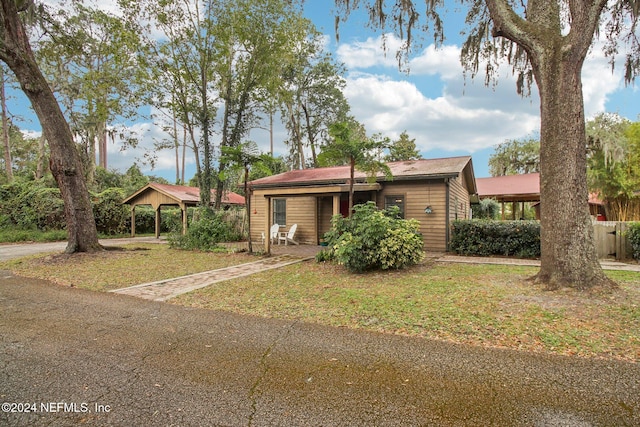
[{"xmin": 1, "ymin": 243, "xmax": 638, "ymax": 361}]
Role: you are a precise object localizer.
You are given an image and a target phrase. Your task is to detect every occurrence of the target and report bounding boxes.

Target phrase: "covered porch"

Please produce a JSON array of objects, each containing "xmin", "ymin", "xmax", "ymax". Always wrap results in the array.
[{"xmin": 251, "ymin": 183, "xmax": 382, "ymax": 255}]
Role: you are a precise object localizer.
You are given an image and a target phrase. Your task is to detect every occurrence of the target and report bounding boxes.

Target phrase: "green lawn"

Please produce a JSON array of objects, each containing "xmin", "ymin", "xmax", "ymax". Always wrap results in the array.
[{"xmin": 2, "ymin": 243, "xmax": 638, "ymax": 361}]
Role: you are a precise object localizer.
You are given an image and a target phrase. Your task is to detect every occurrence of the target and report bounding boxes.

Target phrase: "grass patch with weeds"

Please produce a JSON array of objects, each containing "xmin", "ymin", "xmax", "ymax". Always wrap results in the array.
[
  {"xmin": 174, "ymin": 261, "xmax": 640, "ymax": 362},
  {"xmin": 2, "ymin": 243, "xmax": 638, "ymax": 361},
  {"xmin": 0, "ymin": 243, "xmax": 250, "ymax": 291}
]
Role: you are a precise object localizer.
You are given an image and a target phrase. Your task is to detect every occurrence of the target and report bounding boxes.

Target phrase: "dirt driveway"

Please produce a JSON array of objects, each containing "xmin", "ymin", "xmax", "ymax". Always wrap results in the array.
[{"xmin": 1, "ymin": 271, "xmax": 638, "ymax": 426}]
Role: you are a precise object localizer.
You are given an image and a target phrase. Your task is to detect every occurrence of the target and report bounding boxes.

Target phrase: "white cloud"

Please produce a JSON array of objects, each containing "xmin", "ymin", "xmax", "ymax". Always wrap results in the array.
[
  {"xmin": 339, "ymin": 35, "xmax": 540, "ymax": 153},
  {"xmin": 336, "ymin": 32, "xmax": 629, "ymax": 157},
  {"xmin": 336, "ymin": 34, "xmax": 405, "ymax": 69}
]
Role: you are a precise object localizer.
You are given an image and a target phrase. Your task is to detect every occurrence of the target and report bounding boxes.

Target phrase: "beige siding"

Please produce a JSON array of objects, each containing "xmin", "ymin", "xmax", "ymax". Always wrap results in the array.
[
  {"xmin": 449, "ymin": 176, "xmax": 471, "ymax": 222},
  {"xmin": 379, "ymin": 181, "xmax": 448, "ymax": 251},
  {"xmin": 130, "ymin": 191, "xmax": 181, "ymax": 209},
  {"xmin": 284, "ymin": 197, "xmax": 318, "ymax": 244},
  {"xmin": 317, "ymin": 197, "xmax": 335, "ymax": 241},
  {"xmin": 250, "ymin": 173, "xmax": 472, "ymax": 251},
  {"xmin": 249, "ymin": 192, "xmax": 318, "ymax": 245},
  {"xmin": 249, "ymin": 193, "xmax": 268, "ymax": 243}
]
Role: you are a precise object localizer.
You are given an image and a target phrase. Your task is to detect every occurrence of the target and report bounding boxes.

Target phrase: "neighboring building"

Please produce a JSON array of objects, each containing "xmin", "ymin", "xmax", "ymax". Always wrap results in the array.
[
  {"xmin": 122, "ymin": 182, "xmax": 245, "ymax": 237},
  {"xmin": 476, "ymin": 173, "xmax": 606, "ymax": 220},
  {"xmin": 248, "ymin": 157, "xmax": 476, "ymax": 251},
  {"xmin": 476, "ymin": 173, "xmax": 541, "ymax": 219}
]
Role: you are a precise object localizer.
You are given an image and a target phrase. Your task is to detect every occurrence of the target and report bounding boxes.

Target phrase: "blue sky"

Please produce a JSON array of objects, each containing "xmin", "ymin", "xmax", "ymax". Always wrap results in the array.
[{"xmin": 6, "ymin": 1, "xmax": 639, "ymax": 180}]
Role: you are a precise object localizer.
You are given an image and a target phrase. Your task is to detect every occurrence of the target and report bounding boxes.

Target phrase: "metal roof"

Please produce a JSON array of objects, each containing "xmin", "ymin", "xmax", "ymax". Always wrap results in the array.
[
  {"xmin": 250, "ymin": 157, "xmax": 476, "ymax": 192},
  {"xmin": 123, "ymin": 182, "xmax": 246, "ymax": 206},
  {"xmin": 476, "ymin": 173, "xmax": 540, "ymax": 199}
]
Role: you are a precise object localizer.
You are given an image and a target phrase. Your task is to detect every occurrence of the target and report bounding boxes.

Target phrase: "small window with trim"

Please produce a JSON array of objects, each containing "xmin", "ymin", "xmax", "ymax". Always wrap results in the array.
[{"xmin": 273, "ymin": 199, "xmax": 286, "ymax": 225}]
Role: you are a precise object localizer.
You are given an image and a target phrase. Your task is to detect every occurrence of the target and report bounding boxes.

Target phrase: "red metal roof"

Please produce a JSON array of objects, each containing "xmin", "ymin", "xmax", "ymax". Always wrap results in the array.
[
  {"xmin": 124, "ymin": 182, "xmax": 245, "ymax": 205},
  {"xmin": 250, "ymin": 157, "xmax": 475, "ymax": 190},
  {"xmin": 477, "ymin": 174, "xmax": 604, "ymax": 205},
  {"xmin": 476, "ymin": 173, "xmax": 540, "ymax": 198}
]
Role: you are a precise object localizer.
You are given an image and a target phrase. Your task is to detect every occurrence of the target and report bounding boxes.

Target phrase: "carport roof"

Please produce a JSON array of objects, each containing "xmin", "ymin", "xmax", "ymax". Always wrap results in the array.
[
  {"xmin": 122, "ymin": 182, "xmax": 245, "ymax": 206},
  {"xmin": 476, "ymin": 173, "xmax": 540, "ymax": 201}
]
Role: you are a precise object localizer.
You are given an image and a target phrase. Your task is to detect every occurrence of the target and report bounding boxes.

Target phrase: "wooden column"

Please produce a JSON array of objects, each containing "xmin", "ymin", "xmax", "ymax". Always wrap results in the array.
[
  {"xmin": 130, "ymin": 205, "xmax": 136, "ymax": 237},
  {"xmin": 155, "ymin": 205, "xmax": 161, "ymax": 239},
  {"xmin": 264, "ymin": 197, "xmax": 272, "ymax": 255},
  {"xmin": 181, "ymin": 204, "xmax": 188, "ymax": 235},
  {"xmin": 333, "ymin": 194, "xmax": 340, "ymax": 216}
]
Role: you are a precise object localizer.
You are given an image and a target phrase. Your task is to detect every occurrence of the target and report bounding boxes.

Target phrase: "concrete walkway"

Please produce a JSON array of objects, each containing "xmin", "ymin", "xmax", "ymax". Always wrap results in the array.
[{"xmin": 112, "ymin": 254, "xmax": 311, "ymax": 301}]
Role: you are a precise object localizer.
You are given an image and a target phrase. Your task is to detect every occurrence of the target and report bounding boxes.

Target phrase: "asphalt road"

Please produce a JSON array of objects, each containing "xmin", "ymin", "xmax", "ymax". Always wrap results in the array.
[
  {"xmin": 0, "ymin": 237, "xmax": 164, "ymax": 262},
  {"xmin": 1, "ymin": 272, "xmax": 638, "ymax": 426}
]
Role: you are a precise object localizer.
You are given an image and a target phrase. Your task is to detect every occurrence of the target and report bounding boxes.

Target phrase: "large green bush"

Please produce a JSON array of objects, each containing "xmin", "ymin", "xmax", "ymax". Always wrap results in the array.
[
  {"xmin": 168, "ymin": 208, "xmax": 243, "ymax": 251},
  {"xmin": 0, "ymin": 179, "xmax": 66, "ymax": 231},
  {"xmin": 318, "ymin": 202, "xmax": 425, "ymax": 272},
  {"xmin": 450, "ymin": 220, "xmax": 540, "ymax": 258},
  {"xmin": 627, "ymin": 222, "xmax": 640, "ymax": 260},
  {"xmin": 92, "ymin": 188, "xmax": 128, "ymax": 235}
]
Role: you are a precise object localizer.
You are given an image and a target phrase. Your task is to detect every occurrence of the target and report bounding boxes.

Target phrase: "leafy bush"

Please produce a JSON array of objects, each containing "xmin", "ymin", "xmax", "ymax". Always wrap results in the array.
[
  {"xmin": 168, "ymin": 208, "xmax": 242, "ymax": 251},
  {"xmin": 319, "ymin": 201, "xmax": 425, "ymax": 272},
  {"xmin": 450, "ymin": 220, "xmax": 540, "ymax": 258},
  {"xmin": 627, "ymin": 222, "xmax": 640, "ymax": 260},
  {"xmin": 0, "ymin": 179, "xmax": 66, "ymax": 231},
  {"xmin": 92, "ymin": 188, "xmax": 128, "ymax": 235},
  {"xmin": 471, "ymin": 198, "xmax": 500, "ymax": 220}
]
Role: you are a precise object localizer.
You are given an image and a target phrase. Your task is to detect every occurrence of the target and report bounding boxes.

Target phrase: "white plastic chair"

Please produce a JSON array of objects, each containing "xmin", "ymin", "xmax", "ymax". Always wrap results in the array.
[
  {"xmin": 278, "ymin": 223, "xmax": 298, "ymax": 245},
  {"xmin": 270, "ymin": 223, "xmax": 280, "ymax": 244}
]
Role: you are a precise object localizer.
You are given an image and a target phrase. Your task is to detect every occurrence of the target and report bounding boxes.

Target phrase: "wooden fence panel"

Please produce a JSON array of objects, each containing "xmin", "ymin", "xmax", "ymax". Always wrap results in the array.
[{"xmin": 592, "ymin": 221, "xmax": 632, "ymax": 260}]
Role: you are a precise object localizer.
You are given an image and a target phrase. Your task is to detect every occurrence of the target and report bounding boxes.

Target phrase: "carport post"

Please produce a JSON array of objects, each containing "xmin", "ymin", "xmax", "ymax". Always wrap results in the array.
[
  {"xmin": 155, "ymin": 205, "xmax": 161, "ymax": 239},
  {"xmin": 130, "ymin": 205, "xmax": 136, "ymax": 237},
  {"xmin": 181, "ymin": 205, "xmax": 187, "ymax": 235}
]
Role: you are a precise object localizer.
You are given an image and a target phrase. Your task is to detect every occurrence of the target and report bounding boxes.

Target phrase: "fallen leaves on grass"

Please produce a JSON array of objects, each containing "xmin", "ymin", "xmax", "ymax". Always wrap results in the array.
[{"xmin": 0, "ymin": 243, "xmax": 250, "ymax": 291}]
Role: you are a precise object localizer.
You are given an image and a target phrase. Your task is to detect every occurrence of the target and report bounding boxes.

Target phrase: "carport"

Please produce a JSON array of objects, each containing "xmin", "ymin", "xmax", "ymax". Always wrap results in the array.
[{"xmin": 122, "ymin": 183, "xmax": 245, "ymax": 238}]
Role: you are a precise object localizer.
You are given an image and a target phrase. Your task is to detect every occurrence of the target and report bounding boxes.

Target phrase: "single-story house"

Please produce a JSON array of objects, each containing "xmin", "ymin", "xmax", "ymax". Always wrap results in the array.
[
  {"xmin": 248, "ymin": 156, "xmax": 476, "ymax": 252},
  {"xmin": 476, "ymin": 173, "xmax": 605, "ymax": 220},
  {"xmin": 122, "ymin": 182, "xmax": 245, "ymax": 237}
]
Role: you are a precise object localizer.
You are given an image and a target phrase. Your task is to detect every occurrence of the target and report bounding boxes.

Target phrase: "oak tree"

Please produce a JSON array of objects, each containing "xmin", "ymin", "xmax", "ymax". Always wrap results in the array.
[
  {"xmin": 0, "ymin": 0, "xmax": 100, "ymax": 253},
  {"xmin": 334, "ymin": 0, "xmax": 639, "ymax": 289}
]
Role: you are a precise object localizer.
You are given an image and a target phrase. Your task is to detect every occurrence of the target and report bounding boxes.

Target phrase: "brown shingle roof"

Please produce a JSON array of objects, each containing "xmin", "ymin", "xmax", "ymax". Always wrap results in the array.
[{"xmin": 250, "ymin": 156, "xmax": 475, "ymax": 190}]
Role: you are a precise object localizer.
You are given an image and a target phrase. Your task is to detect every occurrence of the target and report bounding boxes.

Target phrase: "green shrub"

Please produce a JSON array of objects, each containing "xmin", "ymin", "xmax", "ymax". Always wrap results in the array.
[
  {"xmin": 92, "ymin": 188, "xmax": 128, "ymax": 235},
  {"xmin": 168, "ymin": 208, "xmax": 242, "ymax": 251},
  {"xmin": 471, "ymin": 198, "xmax": 500, "ymax": 220},
  {"xmin": 627, "ymin": 222, "xmax": 640, "ymax": 260},
  {"xmin": 450, "ymin": 220, "xmax": 540, "ymax": 258},
  {"xmin": 0, "ymin": 179, "xmax": 65, "ymax": 231},
  {"xmin": 321, "ymin": 201, "xmax": 425, "ymax": 272}
]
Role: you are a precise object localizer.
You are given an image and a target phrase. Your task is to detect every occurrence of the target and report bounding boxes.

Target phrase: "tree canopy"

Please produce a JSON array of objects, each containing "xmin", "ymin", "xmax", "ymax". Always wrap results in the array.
[{"xmin": 489, "ymin": 137, "xmax": 540, "ymax": 176}]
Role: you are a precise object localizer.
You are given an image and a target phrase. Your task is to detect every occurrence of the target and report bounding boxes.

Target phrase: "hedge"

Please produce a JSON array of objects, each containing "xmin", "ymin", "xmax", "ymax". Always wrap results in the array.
[
  {"xmin": 450, "ymin": 220, "xmax": 540, "ymax": 258},
  {"xmin": 627, "ymin": 222, "xmax": 640, "ymax": 260}
]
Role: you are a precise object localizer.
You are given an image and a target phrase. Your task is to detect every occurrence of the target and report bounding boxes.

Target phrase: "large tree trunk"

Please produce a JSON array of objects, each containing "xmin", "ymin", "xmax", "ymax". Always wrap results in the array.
[
  {"xmin": 0, "ymin": 0, "xmax": 101, "ymax": 253},
  {"xmin": 1, "ymin": 65, "xmax": 12, "ymax": 181},
  {"xmin": 485, "ymin": 0, "xmax": 614, "ymax": 290},
  {"xmin": 532, "ymin": 46, "xmax": 614, "ymax": 290}
]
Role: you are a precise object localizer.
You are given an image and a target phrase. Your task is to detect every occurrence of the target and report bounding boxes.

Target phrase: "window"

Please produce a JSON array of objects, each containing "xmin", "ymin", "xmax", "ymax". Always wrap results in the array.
[
  {"xmin": 273, "ymin": 199, "xmax": 286, "ymax": 226},
  {"xmin": 384, "ymin": 195, "xmax": 405, "ymax": 218}
]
